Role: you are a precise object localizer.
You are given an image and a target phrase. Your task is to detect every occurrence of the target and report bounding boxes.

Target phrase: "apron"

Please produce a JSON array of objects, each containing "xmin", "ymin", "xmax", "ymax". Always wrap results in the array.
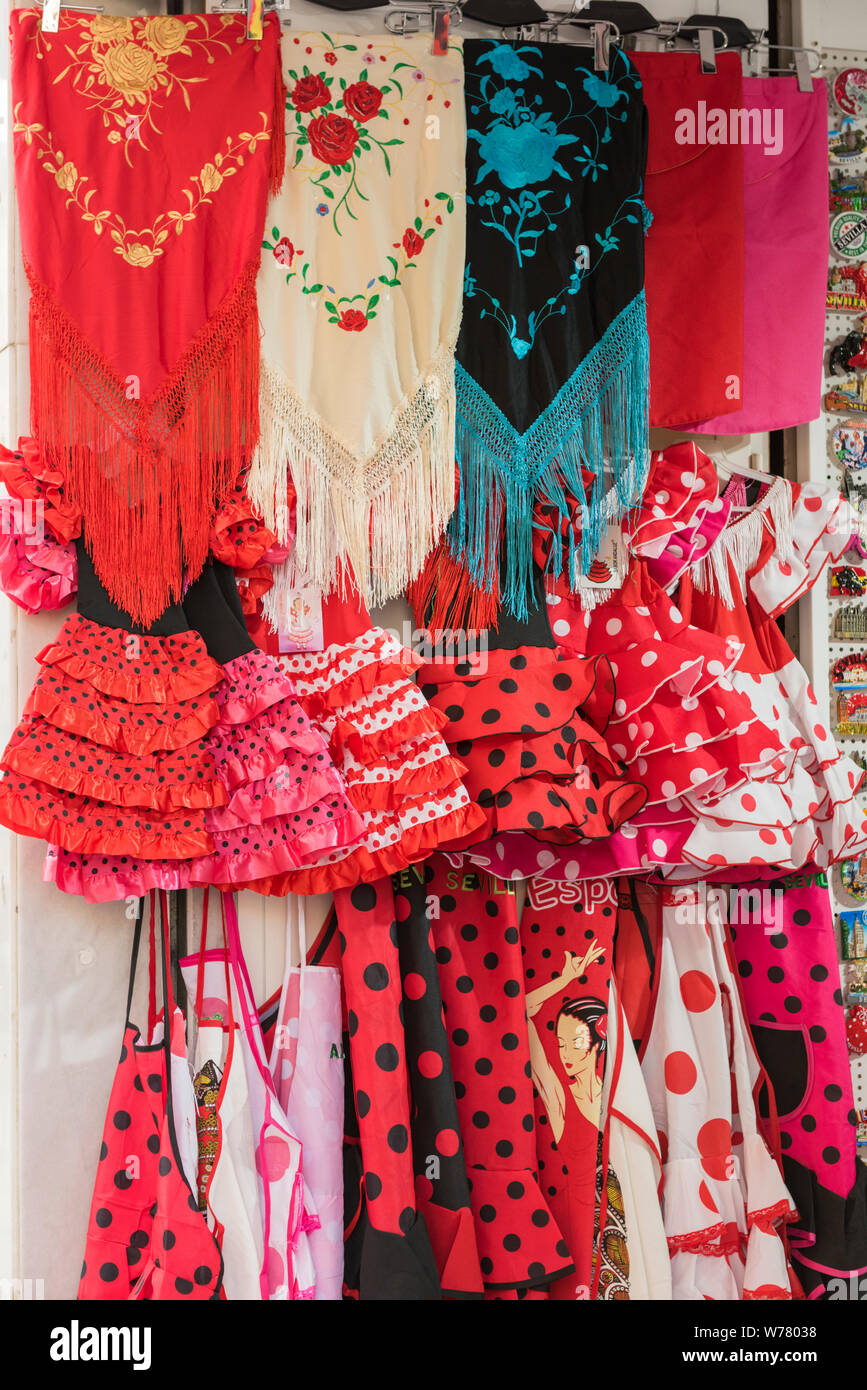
[
  {"xmin": 222, "ymin": 893, "xmax": 318, "ymax": 1299},
  {"xmin": 79, "ymin": 891, "xmax": 223, "ymax": 1300},
  {"xmin": 270, "ymin": 897, "xmax": 344, "ymax": 1301},
  {"xmin": 179, "ymin": 890, "xmax": 264, "ymax": 1300}
]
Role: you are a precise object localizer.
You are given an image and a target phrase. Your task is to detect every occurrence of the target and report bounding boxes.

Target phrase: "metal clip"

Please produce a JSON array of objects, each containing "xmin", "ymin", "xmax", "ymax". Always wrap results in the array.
[
  {"xmin": 794, "ymin": 48, "xmax": 812, "ymax": 94},
  {"xmin": 697, "ymin": 27, "xmax": 717, "ymax": 74}
]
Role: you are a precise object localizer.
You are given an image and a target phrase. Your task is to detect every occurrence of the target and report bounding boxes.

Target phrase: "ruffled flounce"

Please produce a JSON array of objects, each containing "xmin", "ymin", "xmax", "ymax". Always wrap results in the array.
[
  {"xmin": 464, "ymin": 1168, "xmax": 575, "ymax": 1292},
  {"xmin": 213, "ymin": 648, "xmax": 300, "ymax": 724},
  {"xmin": 249, "ymin": 798, "xmax": 483, "ymax": 897},
  {"xmin": 0, "ymin": 436, "xmax": 82, "ymax": 544},
  {"xmin": 415, "ymin": 648, "xmax": 646, "ymax": 847},
  {"xmin": 416, "ymin": 1196, "xmax": 485, "ymax": 1300},
  {"xmin": 0, "ymin": 500, "xmax": 76, "ymax": 614},
  {"xmin": 18, "ymin": 630, "xmax": 362, "ymax": 891},
  {"xmin": 25, "ymin": 671, "xmax": 220, "ymax": 757},
  {"xmin": 2, "ymin": 717, "xmax": 226, "ymax": 812},
  {"xmin": 36, "ymin": 614, "xmax": 223, "ymax": 703},
  {"xmin": 0, "ymin": 773, "xmax": 212, "ymax": 858},
  {"xmin": 209, "ymin": 471, "xmax": 277, "ymax": 571},
  {"xmin": 241, "ymin": 628, "xmax": 485, "ymax": 895}
]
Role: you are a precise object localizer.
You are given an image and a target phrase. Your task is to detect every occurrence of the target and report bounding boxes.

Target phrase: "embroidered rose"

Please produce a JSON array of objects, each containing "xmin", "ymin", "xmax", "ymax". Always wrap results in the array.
[
  {"xmin": 582, "ymin": 73, "xmax": 625, "ymax": 110},
  {"xmin": 307, "ymin": 113, "xmax": 358, "ymax": 167},
  {"xmin": 54, "ymin": 161, "xmax": 78, "ymax": 192},
  {"xmin": 471, "ymin": 117, "xmax": 579, "ymax": 190},
  {"xmin": 122, "ymin": 242, "xmax": 157, "ymax": 268},
  {"xmin": 337, "ymin": 309, "xmax": 368, "ymax": 332},
  {"xmin": 144, "ymin": 16, "xmax": 189, "ymax": 57},
  {"xmin": 402, "ymin": 228, "xmax": 425, "ymax": 257},
  {"xmin": 89, "ymin": 15, "xmax": 133, "ymax": 43},
  {"xmin": 342, "ymin": 81, "xmax": 383, "ymax": 124},
  {"xmin": 98, "ymin": 41, "xmax": 159, "ymax": 99},
  {"xmin": 291, "ymin": 73, "xmax": 330, "ymax": 113},
  {"xmin": 324, "ymin": 51, "xmax": 338, "ymax": 66},
  {"xmin": 199, "ymin": 163, "xmax": 223, "ymax": 194},
  {"xmin": 273, "ymin": 236, "xmax": 296, "ymax": 267}
]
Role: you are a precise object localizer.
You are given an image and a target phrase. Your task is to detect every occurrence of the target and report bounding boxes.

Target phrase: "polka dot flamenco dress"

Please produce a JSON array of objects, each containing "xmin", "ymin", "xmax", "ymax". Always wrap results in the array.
[
  {"xmin": 9, "ymin": 555, "xmax": 364, "ymax": 898},
  {"xmin": 247, "ymin": 584, "xmax": 486, "ymax": 895},
  {"xmin": 412, "ymin": 567, "xmax": 649, "ymax": 871}
]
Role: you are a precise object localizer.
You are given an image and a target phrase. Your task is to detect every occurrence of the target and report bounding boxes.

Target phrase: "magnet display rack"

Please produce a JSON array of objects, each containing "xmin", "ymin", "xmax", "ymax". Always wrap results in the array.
[{"xmin": 811, "ymin": 46, "xmax": 867, "ymax": 1129}]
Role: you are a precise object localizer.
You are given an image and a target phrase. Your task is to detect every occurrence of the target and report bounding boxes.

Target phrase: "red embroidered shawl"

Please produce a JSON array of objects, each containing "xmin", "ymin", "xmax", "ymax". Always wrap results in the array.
[{"xmin": 11, "ymin": 10, "xmax": 284, "ymax": 623}]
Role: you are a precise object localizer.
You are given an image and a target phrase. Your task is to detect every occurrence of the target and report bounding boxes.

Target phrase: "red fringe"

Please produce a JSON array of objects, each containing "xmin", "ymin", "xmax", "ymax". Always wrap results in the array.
[
  {"xmin": 270, "ymin": 58, "xmax": 287, "ymax": 197},
  {"xmin": 26, "ymin": 259, "xmax": 261, "ymax": 627},
  {"xmin": 407, "ymin": 541, "xmax": 500, "ymax": 634}
]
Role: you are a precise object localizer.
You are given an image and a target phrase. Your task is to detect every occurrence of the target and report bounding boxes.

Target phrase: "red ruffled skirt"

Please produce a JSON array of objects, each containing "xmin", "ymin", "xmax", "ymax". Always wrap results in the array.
[{"xmin": 5, "ymin": 616, "xmax": 363, "ymax": 900}]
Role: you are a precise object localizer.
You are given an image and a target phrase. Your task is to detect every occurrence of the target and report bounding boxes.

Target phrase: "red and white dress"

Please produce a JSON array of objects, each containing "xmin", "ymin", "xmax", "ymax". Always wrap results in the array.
[
  {"xmin": 637, "ymin": 884, "xmax": 797, "ymax": 1300},
  {"xmin": 247, "ymin": 587, "xmax": 485, "ymax": 895},
  {"xmin": 675, "ymin": 468, "xmax": 867, "ymax": 870}
]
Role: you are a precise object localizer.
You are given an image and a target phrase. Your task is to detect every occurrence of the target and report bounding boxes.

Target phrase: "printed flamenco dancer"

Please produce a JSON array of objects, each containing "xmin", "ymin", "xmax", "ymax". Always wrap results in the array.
[{"xmin": 526, "ymin": 949, "xmax": 607, "ymax": 1150}]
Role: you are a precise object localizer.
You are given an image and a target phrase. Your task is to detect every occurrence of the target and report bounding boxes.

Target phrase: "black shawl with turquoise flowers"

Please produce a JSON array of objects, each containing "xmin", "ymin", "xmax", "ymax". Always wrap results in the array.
[{"xmin": 451, "ymin": 40, "xmax": 650, "ymax": 618}]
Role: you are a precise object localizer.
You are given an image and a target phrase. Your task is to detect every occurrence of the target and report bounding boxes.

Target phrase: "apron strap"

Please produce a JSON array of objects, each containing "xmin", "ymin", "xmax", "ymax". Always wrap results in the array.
[
  {"xmin": 124, "ymin": 896, "xmax": 146, "ymax": 1027},
  {"xmin": 195, "ymin": 887, "xmax": 211, "ymax": 1022}
]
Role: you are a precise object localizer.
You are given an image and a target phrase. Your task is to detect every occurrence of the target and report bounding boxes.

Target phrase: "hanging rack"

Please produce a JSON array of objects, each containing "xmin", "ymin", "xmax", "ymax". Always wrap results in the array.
[
  {"xmin": 217, "ymin": 0, "xmax": 293, "ymax": 27},
  {"xmin": 36, "ymin": 0, "xmax": 104, "ymax": 32},
  {"xmin": 747, "ymin": 40, "xmax": 822, "ymax": 93},
  {"xmin": 384, "ymin": 3, "xmax": 466, "ymax": 39},
  {"xmin": 501, "ymin": 15, "xmax": 621, "ymax": 73}
]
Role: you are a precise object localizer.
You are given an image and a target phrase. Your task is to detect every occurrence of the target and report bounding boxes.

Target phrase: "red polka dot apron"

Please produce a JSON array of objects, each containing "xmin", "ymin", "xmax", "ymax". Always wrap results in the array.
[
  {"xmin": 427, "ymin": 855, "xmax": 574, "ymax": 1293},
  {"xmin": 334, "ymin": 877, "xmax": 442, "ymax": 1299},
  {"xmin": 79, "ymin": 892, "xmax": 223, "ymax": 1300},
  {"xmin": 519, "ymin": 875, "xmax": 618, "ymax": 1298},
  {"xmin": 392, "ymin": 864, "xmax": 485, "ymax": 1299},
  {"xmin": 724, "ymin": 870, "xmax": 867, "ymax": 1297}
]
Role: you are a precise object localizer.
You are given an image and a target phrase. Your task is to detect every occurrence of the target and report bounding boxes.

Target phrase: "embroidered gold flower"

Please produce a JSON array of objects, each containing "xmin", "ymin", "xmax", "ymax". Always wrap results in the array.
[
  {"xmin": 32, "ymin": 14, "xmax": 234, "ymax": 160},
  {"xmin": 97, "ymin": 41, "xmax": 160, "ymax": 101},
  {"xmin": 54, "ymin": 161, "xmax": 78, "ymax": 192},
  {"xmin": 89, "ymin": 16, "xmax": 133, "ymax": 44},
  {"xmin": 14, "ymin": 108, "xmax": 272, "ymax": 270},
  {"xmin": 122, "ymin": 243, "xmax": 157, "ymax": 268},
  {"xmin": 143, "ymin": 16, "xmax": 189, "ymax": 57},
  {"xmin": 199, "ymin": 163, "xmax": 224, "ymax": 194}
]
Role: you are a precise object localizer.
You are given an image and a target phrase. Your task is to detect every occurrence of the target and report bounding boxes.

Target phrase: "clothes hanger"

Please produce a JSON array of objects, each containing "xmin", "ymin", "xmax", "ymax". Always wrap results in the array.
[
  {"xmin": 746, "ymin": 38, "xmax": 822, "ymax": 93},
  {"xmin": 501, "ymin": 10, "xmax": 622, "ymax": 73},
  {"xmin": 384, "ymin": 0, "xmax": 465, "ymax": 52},
  {"xmin": 35, "ymin": 0, "xmax": 104, "ymax": 33},
  {"xmin": 712, "ymin": 450, "xmax": 777, "ymax": 511}
]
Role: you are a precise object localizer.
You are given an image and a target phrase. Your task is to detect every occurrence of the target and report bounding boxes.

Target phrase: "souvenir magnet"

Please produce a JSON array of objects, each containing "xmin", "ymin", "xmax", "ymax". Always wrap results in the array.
[
  {"xmin": 841, "ymin": 853, "xmax": 867, "ymax": 898},
  {"xmin": 830, "ymin": 325, "xmax": 867, "ymax": 374},
  {"xmin": 829, "ymin": 121, "xmax": 867, "ymax": 162},
  {"xmin": 833, "ymin": 419, "xmax": 867, "ymax": 471},
  {"xmin": 827, "ymin": 261, "xmax": 867, "ymax": 310},
  {"xmin": 830, "ymin": 564, "xmax": 867, "ymax": 596},
  {"xmin": 840, "ymin": 907, "xmax": 867, "ymax": 960},
  {"xmin": 825, "ymin": 377, "xmax": 867, "ymax": 413},
  {"xmin": 832, "ymin": 211, "xmax": 867, "ymax": 260},
  {"xmin": 833, "ymin": 68, "xmax": 867, "ymax": 119}
]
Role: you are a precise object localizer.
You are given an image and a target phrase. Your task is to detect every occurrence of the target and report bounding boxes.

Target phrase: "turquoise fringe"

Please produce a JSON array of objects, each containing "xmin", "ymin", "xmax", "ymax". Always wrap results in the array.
[{"xmin": 450, "ymin": 290, "xmax": 651, "ymax": 620}]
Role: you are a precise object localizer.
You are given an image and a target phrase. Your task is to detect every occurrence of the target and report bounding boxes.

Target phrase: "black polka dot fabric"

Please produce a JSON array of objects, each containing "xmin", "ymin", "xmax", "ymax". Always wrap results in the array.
[{"xmin": 428, "ymin": 854, "xmax": 574, "ymax": 1292}]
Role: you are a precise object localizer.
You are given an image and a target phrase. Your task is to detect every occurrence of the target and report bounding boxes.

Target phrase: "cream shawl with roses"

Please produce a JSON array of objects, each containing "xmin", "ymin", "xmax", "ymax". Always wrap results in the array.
[{"xmin": 250, "ymin": 32, "xmax": 466, "ymax": 614}]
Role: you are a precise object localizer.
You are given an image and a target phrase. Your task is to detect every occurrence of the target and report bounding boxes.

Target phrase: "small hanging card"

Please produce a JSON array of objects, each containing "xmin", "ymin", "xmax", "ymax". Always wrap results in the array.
[
  {"xmin": 277, "ymin": 584, "xmax": 324, "ymax": 654},
  {"xmin": 576, "ymin": 521, "xmax": 624, "ymax": 591}
]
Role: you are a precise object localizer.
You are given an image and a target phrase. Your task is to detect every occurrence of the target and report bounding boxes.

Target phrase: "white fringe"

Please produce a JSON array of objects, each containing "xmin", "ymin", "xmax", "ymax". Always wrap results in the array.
[
  {"xmin": 691, "ymin": 478, "xmax": 793, "ymax": 610},
  {"xmin": 250, "ymin": 338, "xmax": 458, "ymax": 619}
]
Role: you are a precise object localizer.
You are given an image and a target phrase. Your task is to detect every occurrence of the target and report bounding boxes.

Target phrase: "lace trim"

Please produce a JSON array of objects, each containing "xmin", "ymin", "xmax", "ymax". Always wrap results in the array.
[
  {"xmin": 249, "ymin": 338, "xmax": 458, "ymax": 614},
  {"xmin": 691, "ymin": 477, "xmax": 793, "ymax": 609},
  {"xmin": 451, "ymin": 291, "xmax": 650, "ymax": 618}
]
